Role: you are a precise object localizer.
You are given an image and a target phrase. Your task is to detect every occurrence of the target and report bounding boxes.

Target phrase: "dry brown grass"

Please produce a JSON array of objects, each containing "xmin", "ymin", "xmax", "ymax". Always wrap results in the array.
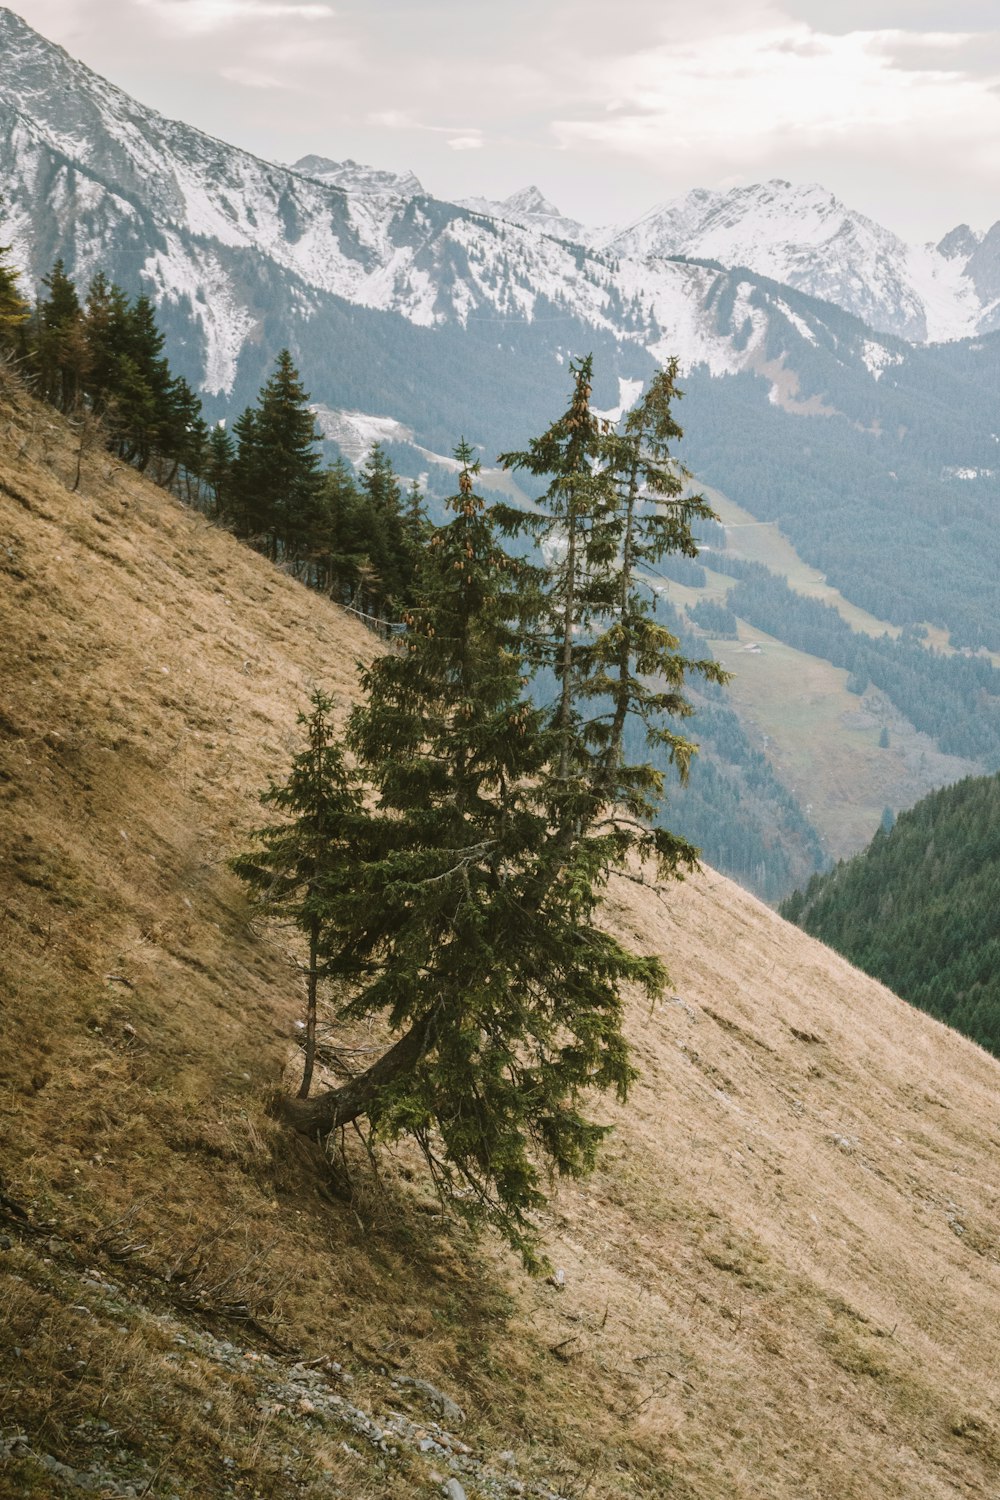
[{"xmin": 1, "ymin": 378, "xmax": 999, "ymax": 1498}]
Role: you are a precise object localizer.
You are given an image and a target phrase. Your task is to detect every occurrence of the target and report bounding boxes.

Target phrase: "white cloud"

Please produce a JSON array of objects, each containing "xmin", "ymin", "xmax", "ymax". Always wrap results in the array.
[
  {"xmin": 447, "ymin": 135, "xmax": 483, "ymax": 151},
  {"xmin": 220, "ymin": 64, "xmax": 285, "ymax": 88},
  {"xmin": 136, "ymin": 0, "xmax": 334, "ymax": 36},
  {"xmin": 554, "ymin": 24, "xmax": 1000, "ymax": 168}
]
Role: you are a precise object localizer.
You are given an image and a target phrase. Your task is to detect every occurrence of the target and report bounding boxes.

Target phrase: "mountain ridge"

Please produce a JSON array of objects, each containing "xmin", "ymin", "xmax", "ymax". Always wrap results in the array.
[{"xmin": 604, "ymin": 178, "xmax": 999, "ymax": 343}]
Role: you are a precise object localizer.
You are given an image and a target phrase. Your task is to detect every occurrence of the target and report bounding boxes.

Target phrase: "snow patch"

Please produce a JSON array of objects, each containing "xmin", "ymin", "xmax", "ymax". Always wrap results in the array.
[
  {"xmin": 905, "ymin": 243, "xmax": 981, "ymax": 343},
  {"xmin": 311, "ymin": 407, "xmax": 415, "ymax": 464},
  {"xmin": 594, "ymin": 377, "xmax": 645, "ymax": 424},
  {"xmin": 941, "ymin": 466, "xmax": 995, "ymax": 481},
  {"xmin": 861, "ymin": 341, "xmax": 904, "ymax": 382}
]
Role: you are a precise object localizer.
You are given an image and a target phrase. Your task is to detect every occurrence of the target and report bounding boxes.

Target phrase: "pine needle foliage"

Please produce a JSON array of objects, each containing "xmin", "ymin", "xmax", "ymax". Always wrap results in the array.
[
  {"xmin": 497, "ymin": 355, "xmax": 728, "ymax": 874},
  {"xmin": 231, "ymin": 692, "xmax": 361, "ymax": 1099},
  {"xmin": 0, "ymin": 210, "xmax": 29, "ymax": 341},
  {"xmin": 336, "ymin": 443, "xmax": 653, "ymax": 1264}
]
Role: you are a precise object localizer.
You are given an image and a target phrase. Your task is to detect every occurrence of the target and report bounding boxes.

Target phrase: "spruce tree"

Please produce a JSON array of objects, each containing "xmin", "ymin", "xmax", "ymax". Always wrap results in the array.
[
  {"xmin": 231, "ymin": 692, "xmax": 360, "ymax": 1099},
  {"xmin": 592, "ymin": 361, "xmax": 728, "ymax": 826},
  {"xmin": 357, "ymin": 444, "xmax": 408, "ymax": 614},
  {"xmin": 204, "ymin": 423, "xmax": 235, "ymax": 518},
  {"xmin": 322, "ymin": 457, "xmax": 360, "ymax": 596},
  {"xmin": 253, "ymin": 349, "xmax": 325, "ymax": 563},
  {"xmin": 36, "ymin": 258, "xmax": 87, "ymax": 410},
  {"xmin": 229, "ymin": 405, "xmax": 263, "ymax": 539},
  {"xmin": 496, "ymin": 355, "xmax": 618, "ymax": 791},
  {"xmin": 0, "ymin": 214, "xmax": 28, "ymax": 345},
  {"xmin": 496, "ymin": 357, "xmax": 725, "ymax": 865}
]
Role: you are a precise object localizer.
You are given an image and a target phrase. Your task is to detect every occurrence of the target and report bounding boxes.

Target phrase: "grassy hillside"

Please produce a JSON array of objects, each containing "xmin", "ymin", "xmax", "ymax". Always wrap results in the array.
[{"xmin": 2, "ymin": 377, "xmax": 1000, "ymax": 1499}]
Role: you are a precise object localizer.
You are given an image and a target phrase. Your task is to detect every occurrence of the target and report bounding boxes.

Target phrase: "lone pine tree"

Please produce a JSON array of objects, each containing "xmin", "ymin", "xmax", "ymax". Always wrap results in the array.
[{"xmin": 235, "ymin": 367, "xmax": 722, "ymax": 1263}]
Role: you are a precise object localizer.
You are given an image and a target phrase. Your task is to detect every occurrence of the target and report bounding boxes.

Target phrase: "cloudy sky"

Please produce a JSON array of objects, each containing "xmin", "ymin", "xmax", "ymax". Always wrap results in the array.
[{"xmin": 16, "ymin": 0, "xmax": 1000, "ymax": 239}]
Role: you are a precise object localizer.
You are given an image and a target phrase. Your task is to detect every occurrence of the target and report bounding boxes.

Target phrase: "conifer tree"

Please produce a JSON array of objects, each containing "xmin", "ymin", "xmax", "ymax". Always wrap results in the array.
[
  {"xmin": 495, "ymin": 357, "xmax": 724, "ymax": 863},
  {"xmin": 237, "ymin": 350, "xmax": 325, "ymax": 561},
  {"xmin": 231, "ymin": 692, "xmax": 360, "ymax": 1099},
  {"xmin": 257, "ymin": 349, "xmax": 325, "ymax": 562},
  {"xmin": 357, "ymin": 444, "xmax": 408, "ymax": 613},
  {"xmin": 496, "ymin": 355, "xmax": 618, "ymax": 790},
  {"xmin": 204, "ymin": 423, "xmax": 235, "ymax": 517},
  {"xmin": 36, "ymin": 258, "xmax": 87, "ymax": 410},
  {"xmin": 317, "ymin": 458, "xmax": 364, "ymax": 598},
  {"xmin": 236, "ymin": 362, "xmax": 722, "ymax": 1263},
  {"xmin": 229, "ymin": 405, "xmax": 263, "ymax": 539},
  {"xmin": 0, "ymin": 207, "xmax": 28, "ymax": 346},
  {"xmin": 591, "ymin": 361, "xmax": 728, "ymax": 825}
]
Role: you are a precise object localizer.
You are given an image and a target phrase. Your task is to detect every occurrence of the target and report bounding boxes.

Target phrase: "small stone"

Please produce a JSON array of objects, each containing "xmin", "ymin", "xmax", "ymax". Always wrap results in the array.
[
  {"xmin": 442, "ymin": 1481, "xmax": 466, "ymax": 1500},
  {"xmin": 394, "ymin": 1375, "xmax": 465, "ymax": 1428}
]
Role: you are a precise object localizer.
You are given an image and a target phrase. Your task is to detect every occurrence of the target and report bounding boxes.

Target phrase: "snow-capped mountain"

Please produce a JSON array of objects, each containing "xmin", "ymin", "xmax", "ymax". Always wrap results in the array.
[
  {"xmin": 9, "ymin": 7, "xmax": 1000, "ymax": 895},
  {"xmin": 2, "ymin": 4, "xmax": 899, "ymax": 416},
  {"xmin": 457, "ymin": 185, "xmax": 593, "ymax": 245},
  {"xmin": 290, "ymin": 156, "xmax": 423, "ymax": 198},
  {"xmin": 4, "ymin": 3, "xmax": 999, "ymax": 448},
  {"xmin": 605, "ymin": 180, "xmax": 1000, "ymax": 343}
]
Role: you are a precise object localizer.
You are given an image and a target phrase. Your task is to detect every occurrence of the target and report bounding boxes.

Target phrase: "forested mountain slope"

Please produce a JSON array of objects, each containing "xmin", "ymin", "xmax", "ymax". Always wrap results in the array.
[
  {"xmin": 783, "ymin": 775, "xmax": 1000, "ymax": 1056},
  {"xmin": 2, "ymin": 380, "xmax": 1000, "ymax": 1499}
]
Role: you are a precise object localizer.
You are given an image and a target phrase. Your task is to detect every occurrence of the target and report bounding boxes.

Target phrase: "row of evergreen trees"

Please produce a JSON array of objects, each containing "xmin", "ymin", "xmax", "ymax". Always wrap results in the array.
[{"xmin": 0, "ymin": 242, "xmax": 421, "ymax": 620}]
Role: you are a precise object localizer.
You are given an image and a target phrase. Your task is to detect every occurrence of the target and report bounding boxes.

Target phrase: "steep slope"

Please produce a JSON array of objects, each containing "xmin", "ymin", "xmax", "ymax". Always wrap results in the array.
[
  {"xmin": 783, "ymin": 773, "xmax": 1000, "ymax": 1055},
  {"xmin": 607, "ymin": 180, "xmax": 996, "ymax": 342},
  {"xmin": 2, "ymin": 381, "xmax": 1000, "ymax": 1499}
]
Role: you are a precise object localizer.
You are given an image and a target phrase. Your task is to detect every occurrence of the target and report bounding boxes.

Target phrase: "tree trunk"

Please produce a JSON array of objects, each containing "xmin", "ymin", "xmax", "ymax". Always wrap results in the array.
[
  {"xmin": 297, "ymin": 922, "xmax": 319, "ymax": 1099},
  {"xmin": 280, "ymin": 1013, "xmax": 436, "ymax": 1136}
]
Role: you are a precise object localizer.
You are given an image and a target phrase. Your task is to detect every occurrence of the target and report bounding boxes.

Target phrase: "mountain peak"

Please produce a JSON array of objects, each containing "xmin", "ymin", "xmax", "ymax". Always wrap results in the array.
[
  {"xmin": 290, "ymin": 155, "xmax": 423, "ymax": 197},
  {"xmin": 606, "ymin": 178, "xmax": 985, "ymax": 341},
  {"xmin": 500, "ymin": 184, "xmax": 562, "ymax": 218},
  {"xmin": 937, "ymin": 223, "xmax": 981, "ymax": 260}
]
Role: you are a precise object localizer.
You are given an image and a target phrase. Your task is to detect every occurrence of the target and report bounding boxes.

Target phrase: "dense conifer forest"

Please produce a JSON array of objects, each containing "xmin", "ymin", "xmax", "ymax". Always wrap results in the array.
[{"xmin": 782, "ymin": 774, "xmax": 1000, "ymax": 1055}]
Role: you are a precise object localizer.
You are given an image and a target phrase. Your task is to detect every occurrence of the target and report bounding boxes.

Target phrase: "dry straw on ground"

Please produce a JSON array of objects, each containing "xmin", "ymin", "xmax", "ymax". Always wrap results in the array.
[{"xmin": 0, "ymin": 380, "xmax": 998, "ymax": 1498}]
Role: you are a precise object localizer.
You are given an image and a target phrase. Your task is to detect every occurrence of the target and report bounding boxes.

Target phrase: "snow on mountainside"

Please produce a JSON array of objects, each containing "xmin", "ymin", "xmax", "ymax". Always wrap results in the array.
[
  {"xmin": 3, "ymin": 5, "xmax": 905, "ymax": 419},
  {"xmin": 458, "ymin": 184, "xmax": 594, "ymax": 245},
  {"xmin": 606, "ymin": 180, "xmax": 1000, "ymax": 343},
  {"xmin": 1, "ymin": 0, "xmax": 995, "ymax": 457},
  {"xmin": 290, "ymin": 155, "xmax": 423, "ymax": 198}
]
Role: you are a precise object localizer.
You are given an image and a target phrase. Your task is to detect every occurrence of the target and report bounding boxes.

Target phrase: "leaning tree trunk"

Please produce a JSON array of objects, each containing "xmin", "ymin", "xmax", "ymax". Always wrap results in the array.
[{"xmin": 280, "ymin": 1014, "xmax": 436, "ymax": 1136}]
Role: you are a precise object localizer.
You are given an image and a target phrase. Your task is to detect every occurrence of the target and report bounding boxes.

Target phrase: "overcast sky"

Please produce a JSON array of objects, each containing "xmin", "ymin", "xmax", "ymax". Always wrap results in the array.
[{"xmin": 15, "ymin": 0, "xmax": 1000, "ymax": 239}]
